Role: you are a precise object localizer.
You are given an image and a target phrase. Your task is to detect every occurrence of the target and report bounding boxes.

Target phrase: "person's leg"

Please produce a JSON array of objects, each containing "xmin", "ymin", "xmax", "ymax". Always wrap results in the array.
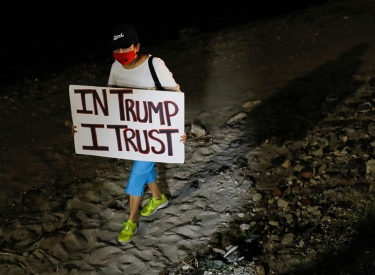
[
  {"xmin": 126, "ymin": 161, "xmax": 156, "ymax": 216},
  {"xmin": 128, "ymin": 195, "xmax": 143, "ymax": 222},
  {"xmin": 118, "ymin": 161, "xmax": 156, "ymax": 244},
  {"xmin": 147, "ymin": 181, "xmax": 162, "ymax": 200},
  {"xmin": 140, "ymin": 174, "xmax": 169, "ymax": 217}
]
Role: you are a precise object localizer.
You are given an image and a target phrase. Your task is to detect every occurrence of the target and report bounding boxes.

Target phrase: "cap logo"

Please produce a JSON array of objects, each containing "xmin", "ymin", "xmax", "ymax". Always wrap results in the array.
[{"xmin": 113, "ymin": 33, "xmax": 124, "ymax": 41}]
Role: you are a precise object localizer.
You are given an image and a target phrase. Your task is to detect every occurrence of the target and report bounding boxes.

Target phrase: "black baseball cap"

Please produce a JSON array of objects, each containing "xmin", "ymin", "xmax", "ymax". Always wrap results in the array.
[{"xmin": 109, "ymin": 24, "xmax": 139, "ymax": 51}]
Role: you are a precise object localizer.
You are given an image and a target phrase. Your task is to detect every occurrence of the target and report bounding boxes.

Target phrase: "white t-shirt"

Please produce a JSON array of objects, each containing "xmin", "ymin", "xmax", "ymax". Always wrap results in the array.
[{"xmin": 108, "ymin": 55, "xmax": 180, "ymax": 92}]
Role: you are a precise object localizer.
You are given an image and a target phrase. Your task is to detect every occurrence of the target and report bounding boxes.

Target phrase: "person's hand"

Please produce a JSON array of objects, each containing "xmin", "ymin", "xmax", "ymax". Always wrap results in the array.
[
  {"xmin": 71, "ymin": 125, "xmax": 77, "ymax": 137},
  {"xmin": 180, "ymin": 133, "xmax": 187, "ymax": 144}
]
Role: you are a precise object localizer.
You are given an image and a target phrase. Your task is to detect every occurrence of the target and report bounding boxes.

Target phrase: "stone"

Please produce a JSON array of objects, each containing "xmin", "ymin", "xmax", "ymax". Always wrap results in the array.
[
  {"xmin": 158, "ymin": 244, "xmax": 179, "ymax": 262},
  {"xmin": 47, "ymin": 243, "xmax": 69, "ymax": 261},
  {"xmin": 302, "ymin": 198, "xmax": 312, "ymax": 206},
  {"xmin": 300, "ymin": 168, "xmax": 314, "ymax": 178},
  {"xmin": 281, "ymin": 233, "xmax": 295, "ymax": 245},
  {"xmin": 173, "ymin": 171, "xmax": 194, "ymax": 179},
  {"xmin": 87, "ymin": 247, "xmax": 122, "ymax": 265},
  {"xmin": 173, "ymin": 226, "xmax": 201, "ymax": 239},
  {"xmin": 226, "ymin": 112, "xmax": 248, "ymax": 124},
  {"xmin": 194, "ymin": 200, "xmax": 207, "ymax": 209},
  {"xmin": 66, "ymin": 198, "xmax": 101, "ymax": 215},
  {"xmin": 62, "ymin": 230, "xmax": 90, "ymax": 252},
  {"xmin": 209, "ymin": 144, "xmax": 221, "ymax": 152},
  {"xmin": 346, "ymin": 128, "xmax": 356, "ymax": 134},
  {"xmin": 256, "ymin": 265, "xmax": 266, "ymax": 275},
  {"xmin": 269, "ymin": 220, "xmax": 279, "ymax": 226},
  {"xmin": 102, "ymin": 181, "xmax": 124, "ymax": 196},
  {"xmin": 272, "ymin": 190, "xmax": 282, "ymax": 197},
  {"xmin": 213, "ymin": 260, "xmax": 224, "ymax": 269},
  {"xmin": 243, "ymin": 100, "xmax": 261, "ymax": 108},
  {"xmin": 198, "ymin": 147, "xmax": 212, "ymax": 155},
  {"xmin": 230, "ymin": 139, "xmax": 243, "ymax": 148},
  {"xmin": 281, "ymin": 160, "xmax": 291, "ymax": 168},
  {"xmin": 32, "ymin": 249, "xmax": 44, "ymax": 260},
  {"xmin": 366, "ymin": 159, "xmax": 375, "ymax": 175},
  {"xmin": 356, "ymin": 102, "xmax": 372, "ymax": 112},
  {"xmin": 313, "ymin": 148, "xmax": 324, "ymax": 156},
  {"xmin": 226, "ymin": 251, "xmax": 240, "ymax": 263},
  {"xmin": 253, "ymin": 193, "xmax": 262, "ymax": 202},
  {"xmin": 240, "ymin": 224, "xmax": 250, "ymax": 232},
  {"xmin": 277, "ymin": 199, "xmax": 289, "ymax": 208},
  {"xmin": 190, "ymin": 124, "xmax": 206, "ymax": 137},
  {"xmin": 212, "ymin": 248, "xmax": 226, "ymax": 255},
  {"xmin": 283, "ymin": 214, "xmax": 293, "ymax": 223}
]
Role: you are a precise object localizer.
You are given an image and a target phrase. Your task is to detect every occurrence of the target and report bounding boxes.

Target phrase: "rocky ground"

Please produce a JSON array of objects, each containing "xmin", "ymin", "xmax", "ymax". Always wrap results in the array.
[{"xmin": 1, "ymin": 0, "xmax": 375, "ymax": 274}]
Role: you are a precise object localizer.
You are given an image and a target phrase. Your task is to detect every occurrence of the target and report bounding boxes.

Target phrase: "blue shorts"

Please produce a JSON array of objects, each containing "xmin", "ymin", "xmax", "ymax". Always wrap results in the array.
[{"xmin": 126, "ymin": 160, "xmax": 157, "ymax": 196}]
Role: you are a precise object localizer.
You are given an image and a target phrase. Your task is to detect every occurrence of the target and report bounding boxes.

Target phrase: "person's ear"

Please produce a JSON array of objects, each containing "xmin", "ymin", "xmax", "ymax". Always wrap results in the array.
[{"xmin": 134, "ymin": 43, "xmax": 140, "ymax": 52}]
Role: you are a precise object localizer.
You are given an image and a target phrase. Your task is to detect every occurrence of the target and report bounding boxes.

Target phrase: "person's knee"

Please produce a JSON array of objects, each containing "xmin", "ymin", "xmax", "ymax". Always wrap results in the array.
[{"xmin": 147, "ymin": 170, "xmax": 157, "ymax": 184}]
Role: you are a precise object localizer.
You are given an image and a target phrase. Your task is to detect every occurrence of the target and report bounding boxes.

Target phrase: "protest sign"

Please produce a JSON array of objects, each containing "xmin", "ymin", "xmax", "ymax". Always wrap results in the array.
[{"xmin": 69, "ymin": 85, "xmax": 185, "ymax": 163}]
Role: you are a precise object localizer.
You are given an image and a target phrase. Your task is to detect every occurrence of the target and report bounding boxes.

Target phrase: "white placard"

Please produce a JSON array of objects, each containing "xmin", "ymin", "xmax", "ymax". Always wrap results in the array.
[{"xmin": 69, "ymin": 85, "xmax": 185, "ymax": 163}]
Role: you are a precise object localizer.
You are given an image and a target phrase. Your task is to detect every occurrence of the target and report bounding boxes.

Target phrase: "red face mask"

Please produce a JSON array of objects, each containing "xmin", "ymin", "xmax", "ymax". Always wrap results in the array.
[{"xmin": 113, "ymin": 50, "xmax": 136, "ymax": 65}]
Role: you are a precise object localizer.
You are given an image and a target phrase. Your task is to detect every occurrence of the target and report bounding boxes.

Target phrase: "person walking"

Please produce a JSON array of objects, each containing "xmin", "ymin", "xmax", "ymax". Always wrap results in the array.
[{"xmin": 108, "ymin": 23, "xmax": 186, "ymax": 244}]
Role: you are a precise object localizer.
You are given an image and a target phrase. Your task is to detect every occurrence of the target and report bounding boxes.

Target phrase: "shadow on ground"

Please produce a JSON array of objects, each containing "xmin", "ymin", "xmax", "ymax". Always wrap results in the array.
[
  {"xmin": 197, "ymin": 43, "xmax": 375, "ymax": 274},
  {"xmin": 250, "ymin": 43, "xmax": 368, "ymax": 144}
]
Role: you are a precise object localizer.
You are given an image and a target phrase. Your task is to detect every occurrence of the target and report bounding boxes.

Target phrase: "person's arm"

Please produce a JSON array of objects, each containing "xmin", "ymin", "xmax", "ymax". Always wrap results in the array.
[
  {"xmin": 152, "ymin": 58, "xmax": 181, "ymax": 92},
  {"xmin": 108, "ymin": 63, "xmax": 117, "ymax": 87},
  {"xmin": 152, "ymin": 57, "xmax": 185, "ymax": 142}
]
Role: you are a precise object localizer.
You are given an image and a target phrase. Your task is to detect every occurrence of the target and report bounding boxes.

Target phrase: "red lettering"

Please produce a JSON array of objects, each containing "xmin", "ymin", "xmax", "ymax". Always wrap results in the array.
[
  {"xmin": 109, "ymin": 88, "xmax": 133, "ymax": 121},
  {"xmin": 164, "ymin": 101, "xmax": 179, "ymax": 126},
  {"xmin": 125, "ymin": 99, "xmax": 137, "ymax": 122},
  {"xmin": 123, "ymin": 129, "xmax": 138, "ymax": 152},
  {"xmin": 148, "ymin": 129, "xmax": 165, "ymax": 154},
  {"xmin": 148, "ymin": 101, "xmax": 165, "ymax": 125},
  {"xmin": 81, "ymin": 123, "xmax": 109, "ymax": 151},
  {"xmin": 107, "ymin": 124, "xmax": 128, "ymax": 150},
  {"xmin": 75, "ymin": 89, "xmax": 95, "ymax": 114},
  {"xmin": 159, "ymin": 129, "xmax": 179, "ymax": 156},
  {"xmin": 93, "ymin": 89, "xmax": 109, "ymax": 116},
  {"xmin": 136, "ymin": 130, "xmax": 150, "ymax": 154}
]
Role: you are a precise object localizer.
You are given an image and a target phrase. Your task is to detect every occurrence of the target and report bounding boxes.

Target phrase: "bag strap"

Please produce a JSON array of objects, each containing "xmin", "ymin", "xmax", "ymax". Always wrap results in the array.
[{"xmin": 148, "ymin": 55, "xmax": 165, "ymax": 91}]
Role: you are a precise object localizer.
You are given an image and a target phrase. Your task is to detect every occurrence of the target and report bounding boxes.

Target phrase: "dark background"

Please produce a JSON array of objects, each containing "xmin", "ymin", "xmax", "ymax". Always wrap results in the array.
[{"xmin": 0, "ymin": 0, "xmax": 328, "ymax": 89}]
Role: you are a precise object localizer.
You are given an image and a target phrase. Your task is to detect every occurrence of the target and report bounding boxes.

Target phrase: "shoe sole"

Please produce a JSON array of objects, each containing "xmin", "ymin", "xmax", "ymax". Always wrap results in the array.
[
  {"xmin": 140, "ymin": 200, "xmax": 169, "ymax": 217},
  {"xmin": 117, "ymin": 227, "xmax": 137, "ymax": 245}
]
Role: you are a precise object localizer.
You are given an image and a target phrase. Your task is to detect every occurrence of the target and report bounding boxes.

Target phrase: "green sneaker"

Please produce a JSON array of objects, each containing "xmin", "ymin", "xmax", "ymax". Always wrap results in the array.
[
  {"xmin": 140, "ymin": 194, "xmax": 169, "ymax": 217},
  {"xmin": 117, "ymin": 220, "xmax": 137, "ymax": 244}
]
